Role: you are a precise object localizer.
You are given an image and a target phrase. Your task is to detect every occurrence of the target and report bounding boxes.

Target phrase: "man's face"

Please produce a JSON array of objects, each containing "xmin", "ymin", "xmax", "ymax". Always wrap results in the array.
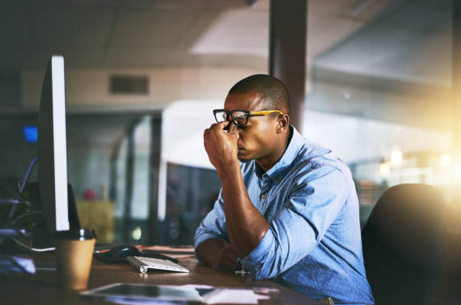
[{"xmin": 224, "ymin": 92, "xmax": 280, "ymax": 162}]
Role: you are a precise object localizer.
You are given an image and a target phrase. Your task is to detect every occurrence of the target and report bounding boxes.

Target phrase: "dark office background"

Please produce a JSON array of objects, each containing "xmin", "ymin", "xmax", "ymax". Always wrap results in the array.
[{"xmin": 0, "ymin": 3, "xmax": 460, "ymax": 302}]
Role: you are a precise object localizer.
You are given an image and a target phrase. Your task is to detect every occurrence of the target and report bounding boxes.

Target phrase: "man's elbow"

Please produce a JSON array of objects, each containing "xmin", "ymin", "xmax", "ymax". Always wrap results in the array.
[
  {"xmin": 242, "ymin": 256, "xmax": 280, "ymax": 280},
  {"xmin": 235, "ymin": 227, "xmax": 270, "ymax": 258},
  {"xmin": 246, "ymin": 264, "xmax": 276, "ymax": 280}
]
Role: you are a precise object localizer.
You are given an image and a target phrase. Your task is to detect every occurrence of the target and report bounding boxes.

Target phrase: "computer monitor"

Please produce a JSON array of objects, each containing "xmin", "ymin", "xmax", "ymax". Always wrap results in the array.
[{"xmin": 37, "ymin": 55, "xmax": 71, "ymax": 233}]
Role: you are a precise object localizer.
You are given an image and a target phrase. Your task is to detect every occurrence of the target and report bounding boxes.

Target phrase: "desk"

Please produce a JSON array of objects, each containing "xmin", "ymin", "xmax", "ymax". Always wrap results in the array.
[{"xmin": 1, "ymin": 252, "xmax": 322, "ymax": 305}]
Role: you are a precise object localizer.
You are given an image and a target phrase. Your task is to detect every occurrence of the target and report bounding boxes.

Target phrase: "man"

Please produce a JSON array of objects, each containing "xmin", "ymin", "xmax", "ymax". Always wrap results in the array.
[{"xmin": 195, "ymin": 74, "xmax": 374, "ymax": 305}]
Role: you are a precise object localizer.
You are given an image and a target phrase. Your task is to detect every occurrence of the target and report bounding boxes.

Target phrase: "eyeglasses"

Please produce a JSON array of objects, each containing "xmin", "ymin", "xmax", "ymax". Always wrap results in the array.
[{"xmin": 213, "ymin": 109, "xmax": 283, "ymax": 126}]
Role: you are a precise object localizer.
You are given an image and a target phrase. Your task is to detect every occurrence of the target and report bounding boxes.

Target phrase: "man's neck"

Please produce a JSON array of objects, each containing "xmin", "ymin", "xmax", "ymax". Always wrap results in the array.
[{"xmin": 255, "ymin": 127, "xmax": 293, "ymax": 173}]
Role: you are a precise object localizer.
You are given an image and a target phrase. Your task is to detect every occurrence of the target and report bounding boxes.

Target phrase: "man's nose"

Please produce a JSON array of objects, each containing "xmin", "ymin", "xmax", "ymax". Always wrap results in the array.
[{"xmin": 235, "ymin": 126, "xmax": 241, "ymax": 139}]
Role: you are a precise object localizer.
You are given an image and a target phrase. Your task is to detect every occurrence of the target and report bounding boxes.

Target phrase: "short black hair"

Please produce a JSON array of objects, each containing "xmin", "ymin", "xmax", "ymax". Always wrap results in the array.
[{"xmin": 228, "ymin": 74, "xmax": 290, "ymax": 114}]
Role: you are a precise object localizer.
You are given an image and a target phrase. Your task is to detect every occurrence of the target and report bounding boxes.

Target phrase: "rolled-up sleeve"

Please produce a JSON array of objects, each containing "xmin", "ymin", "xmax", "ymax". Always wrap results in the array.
[
  {"xmin": 241, "ymin": 166, "xmax": 348, "ymax": 280},
  {"xmin": 194, "ymin": 189, "xmax": 229, "ymax": 251}
]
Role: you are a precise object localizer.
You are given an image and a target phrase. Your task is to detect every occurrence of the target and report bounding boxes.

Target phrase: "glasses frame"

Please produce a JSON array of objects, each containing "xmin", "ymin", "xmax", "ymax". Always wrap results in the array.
[{"xmin": 213, "ymin": 109, "xmax": 284, "ymax": 126}]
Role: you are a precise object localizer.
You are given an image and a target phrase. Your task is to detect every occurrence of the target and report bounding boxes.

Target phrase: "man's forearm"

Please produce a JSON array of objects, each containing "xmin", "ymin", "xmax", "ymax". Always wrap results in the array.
[{"xmin": 218, "ymin": 161, "xmax": 269, "ymax": 258}]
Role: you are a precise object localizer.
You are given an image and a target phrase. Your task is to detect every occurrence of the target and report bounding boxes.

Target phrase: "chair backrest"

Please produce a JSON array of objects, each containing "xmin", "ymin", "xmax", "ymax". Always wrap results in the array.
[{"xmin": 361, "ymin": 184, "xmax": 446, "ymax": 305}]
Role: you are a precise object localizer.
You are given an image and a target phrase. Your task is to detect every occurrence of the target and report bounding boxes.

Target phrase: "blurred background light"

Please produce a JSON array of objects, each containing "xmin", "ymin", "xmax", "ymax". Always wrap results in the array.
[
  {"xmin": 379, "ymin": 161, "xmax": 390, "ymax": 177},
  {"xmin": 440, "ymin": 154, "xmax": 451, "ymax": 168},
  {"xmin": 390, "ymin": 146, "xmax": 403, "ymax": 167},
  {"xmin": 132, "ymin": 226, "xmax": 142, "ymax": 241}
]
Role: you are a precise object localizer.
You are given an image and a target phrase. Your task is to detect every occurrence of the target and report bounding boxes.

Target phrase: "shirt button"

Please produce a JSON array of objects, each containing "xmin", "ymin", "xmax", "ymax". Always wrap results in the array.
[{"xmin": 261, "ymin": 194, "xmax": 266, "ymax": 200}]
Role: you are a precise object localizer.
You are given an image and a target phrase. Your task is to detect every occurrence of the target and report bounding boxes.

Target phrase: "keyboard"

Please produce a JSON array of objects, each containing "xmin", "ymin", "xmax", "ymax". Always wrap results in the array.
[{"xmin": 127, "ymin": 256, "xmax": 190, "ymax": 274}]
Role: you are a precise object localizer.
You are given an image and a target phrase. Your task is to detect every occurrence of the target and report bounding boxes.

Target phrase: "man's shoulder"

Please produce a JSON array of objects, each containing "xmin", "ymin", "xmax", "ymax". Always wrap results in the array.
[
  {"xmin": 291, "ymin": 130, "xmax": 333, "ymax": 164},
  {"xmin": 293, "ymin": 138, "xmax": 352, "ymax": 182},
  {"xmin": 295, "ymin": 138, "xmax": 337, "ymax": 167}
]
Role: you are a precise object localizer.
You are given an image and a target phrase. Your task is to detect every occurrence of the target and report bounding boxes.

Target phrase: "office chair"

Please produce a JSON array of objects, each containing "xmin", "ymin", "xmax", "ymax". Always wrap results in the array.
[{"xmin": 361, "ymin": 184, "xmax": 446, "ymax": 305}]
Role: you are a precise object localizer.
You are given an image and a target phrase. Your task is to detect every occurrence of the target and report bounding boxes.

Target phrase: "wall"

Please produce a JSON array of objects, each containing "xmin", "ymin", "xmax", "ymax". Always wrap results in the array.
[
  {"xmin": 20, "ymin": 67, "xmax": 260, "ymax": 109},
  {"xmin": 0, "ymin": 80, "xmax": 20, "ymax": 108}
]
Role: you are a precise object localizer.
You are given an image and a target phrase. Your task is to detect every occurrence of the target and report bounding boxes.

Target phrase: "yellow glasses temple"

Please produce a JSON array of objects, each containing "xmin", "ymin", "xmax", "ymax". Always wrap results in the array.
[{"xmin": 250, "ymin": 110, "xmax": 284, "ymax": 116}]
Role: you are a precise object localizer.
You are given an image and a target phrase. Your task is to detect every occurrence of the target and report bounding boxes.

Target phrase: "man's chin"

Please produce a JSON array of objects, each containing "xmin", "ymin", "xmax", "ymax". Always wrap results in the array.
[{"xmin": 237, "ymin": 149, "xmax": 252, "ymax": 161}]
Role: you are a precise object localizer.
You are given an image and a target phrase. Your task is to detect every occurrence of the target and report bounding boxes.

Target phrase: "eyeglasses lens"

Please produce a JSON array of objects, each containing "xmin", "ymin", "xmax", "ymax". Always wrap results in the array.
[
  {"xmin": 221, "ymin": 112, "xmax": 228, "ymax": 122},
  {"xmin": 214, "ymin": 110, "xmax": 248, "ymax": 125},
  {"xmin": 232, "ymin": 111, "xmax": 247, "ymax": 125},
  {"xmin": 214, "ymin": 111, "xmax": 225, "ymax": 122}
]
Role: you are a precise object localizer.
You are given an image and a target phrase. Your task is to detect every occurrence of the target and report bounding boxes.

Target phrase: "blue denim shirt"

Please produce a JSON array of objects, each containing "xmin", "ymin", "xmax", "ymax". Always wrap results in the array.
[{"xmin": 195, "ymin": 127, "xmax": 374, "ymax": 305}]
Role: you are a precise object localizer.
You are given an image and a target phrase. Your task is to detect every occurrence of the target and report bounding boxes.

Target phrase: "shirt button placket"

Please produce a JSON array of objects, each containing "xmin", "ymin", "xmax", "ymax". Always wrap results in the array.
[{"xmin": 260, "ymin": 177, "xmax": 270, "ymax": 209}]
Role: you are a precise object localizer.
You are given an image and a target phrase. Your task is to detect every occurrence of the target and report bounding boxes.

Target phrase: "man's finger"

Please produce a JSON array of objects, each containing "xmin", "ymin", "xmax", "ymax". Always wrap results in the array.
[
  {"xmin": 217, "ymin": 121, "xmax": 230, "ymax": 130},
  {"xmin": 228, "ymin": 121, "xmax": 238, "ymax": 135}
]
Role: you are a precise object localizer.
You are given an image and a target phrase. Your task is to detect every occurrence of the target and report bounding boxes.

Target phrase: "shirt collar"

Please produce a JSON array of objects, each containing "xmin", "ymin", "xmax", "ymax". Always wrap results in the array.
[{"xmin": 256, "ymin": 126, "xmax": 331, "ymax": 182}]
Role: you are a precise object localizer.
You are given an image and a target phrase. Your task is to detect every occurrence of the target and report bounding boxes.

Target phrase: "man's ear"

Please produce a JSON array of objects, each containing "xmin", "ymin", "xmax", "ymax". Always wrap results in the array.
[{"xmin": 276, "ymin": 114, "xmax": 290, "ymax": 134}]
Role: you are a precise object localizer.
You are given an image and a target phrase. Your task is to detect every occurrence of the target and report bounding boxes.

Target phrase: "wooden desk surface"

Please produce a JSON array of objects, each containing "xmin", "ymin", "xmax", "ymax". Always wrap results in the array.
[{"xmin": 1, "ymin": 252, "xmax": 322, "ymax": 305}]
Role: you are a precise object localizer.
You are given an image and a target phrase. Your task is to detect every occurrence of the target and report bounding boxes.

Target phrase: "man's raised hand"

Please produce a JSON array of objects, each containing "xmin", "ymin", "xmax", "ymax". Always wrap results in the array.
[{"xmin": 203, "ymin": 121, "xmax": 239, "ymax": 172}]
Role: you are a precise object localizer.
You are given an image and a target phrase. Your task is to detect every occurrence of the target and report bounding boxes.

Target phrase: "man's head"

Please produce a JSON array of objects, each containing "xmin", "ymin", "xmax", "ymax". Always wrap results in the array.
[
  {"xmin": 228, "ymin": 74, "xmax": 290, "ymax": 115},
  {"xmin": 223, "ymin": 74, "xmax": 291, "ymax": 170}
]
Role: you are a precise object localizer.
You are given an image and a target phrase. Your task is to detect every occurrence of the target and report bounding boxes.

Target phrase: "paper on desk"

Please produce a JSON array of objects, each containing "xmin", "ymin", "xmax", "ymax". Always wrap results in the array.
[
  {"xmin": 203, "ymin": 288, "xmax": 270, "ymax": 304},
  {"xmin": 99, "ymin": 285, "xmax": 270, "ymax": 305},
  {"xmin": 183, "ymin": 285, "xmax": 270, "ymax": 304},
  {"xmin": 0, "ymin": 255, "xmax": 36, "ymax": 275},
  {"xmin": 103, "ymin": 297, "xmax": 186, "ymax": 305}
]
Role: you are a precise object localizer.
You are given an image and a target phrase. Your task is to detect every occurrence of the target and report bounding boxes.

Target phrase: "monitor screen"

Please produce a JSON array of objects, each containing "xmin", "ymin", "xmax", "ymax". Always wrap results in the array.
[
  {"xmin": 23, "ymin": 126, "xmax": 38, "ymax": 144},
  {"xmin": 37, "ymin": 55, "xmax": 70, "ymax": 232}
]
